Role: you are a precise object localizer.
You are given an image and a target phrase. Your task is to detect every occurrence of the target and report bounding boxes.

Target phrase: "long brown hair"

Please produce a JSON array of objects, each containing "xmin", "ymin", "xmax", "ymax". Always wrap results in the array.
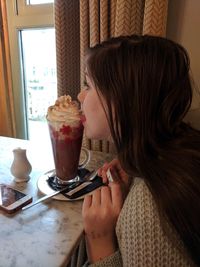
[{"xmin": 86, "ymin": 35, "xmax": 200, "ymax": 265}]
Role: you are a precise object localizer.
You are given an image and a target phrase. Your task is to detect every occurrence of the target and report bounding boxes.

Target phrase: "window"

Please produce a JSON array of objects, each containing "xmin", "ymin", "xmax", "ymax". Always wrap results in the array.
[
  {"xmin": 6, "ymin": 0, "xmax": 56, "ymax": 145},
  {"xmin": 21, "ymin": 28, "xmax": 57, "ymax": 143},
  {"xmin": 27, "ymin": 0, "xmax": 54, "ymax": 4}
]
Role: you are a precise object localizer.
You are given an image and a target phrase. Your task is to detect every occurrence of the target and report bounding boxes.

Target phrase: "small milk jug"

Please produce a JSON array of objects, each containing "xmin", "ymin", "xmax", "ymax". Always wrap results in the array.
[{"xmin": 10, "ymin": 148, "xmax": 32, "ymax": 182}]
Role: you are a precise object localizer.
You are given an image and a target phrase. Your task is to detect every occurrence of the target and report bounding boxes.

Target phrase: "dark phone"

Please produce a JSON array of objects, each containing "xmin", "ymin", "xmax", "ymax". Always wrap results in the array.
[{"xmin": 0, "ymin": 184, "xmax": 32, "ymax": 213}]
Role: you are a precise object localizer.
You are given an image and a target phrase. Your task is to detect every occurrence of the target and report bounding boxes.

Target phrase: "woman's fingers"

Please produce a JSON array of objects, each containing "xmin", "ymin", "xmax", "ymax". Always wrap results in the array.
[
  {"xmin": 110, "ymin": 182, "xmax": 123, "ymax": 210},
  {"xmin": 106, "ymin": 168, "xmax": 122, "ymax": 186},
  {"xmin": 97, "ymin": 167, "xmax": 103, "ymax": 176},
  {"xmin": 82, "ymin": 194, "xmax": 92, "ymax": 216},
  {"xmin": 101, "ymin": 185, "xmax": 112, "ymax": 204},
  {"xmin": 91, "ymin": 188, "xmax": 101, "ymax": 206},
  {"xmin": 101, "ymin": 167, "xmax": 122, "ymax": 184},
  {"xmin": 98, "ymin": 162, "xmax": 110, "ymax": 183},
  {"xmin": 98, "ymin": 162, "xmax": 109, "ymax": 176}
]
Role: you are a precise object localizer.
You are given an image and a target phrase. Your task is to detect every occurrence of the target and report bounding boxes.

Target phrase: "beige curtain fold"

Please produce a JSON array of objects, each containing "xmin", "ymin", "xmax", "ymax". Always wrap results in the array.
[
  {"xmin": 0, "ymin": 0, "xmax": 16, "ymax": 137},
  {"xmin": 54, "ymin": 0, "xmax": 168, "ymax": 153},
  {"xmin": 143, "ymin": 0, "xmax": 168, "ymax": 35},
  {"xmin": 54, "ymin": 0, "xmax": 80, "ymax": 100}
]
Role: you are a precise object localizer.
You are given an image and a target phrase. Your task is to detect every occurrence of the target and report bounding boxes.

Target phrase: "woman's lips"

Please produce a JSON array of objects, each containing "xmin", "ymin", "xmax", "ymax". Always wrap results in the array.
[{"xmin": 80, "ymin": 114, "xmax": 86, "ymax": 123}]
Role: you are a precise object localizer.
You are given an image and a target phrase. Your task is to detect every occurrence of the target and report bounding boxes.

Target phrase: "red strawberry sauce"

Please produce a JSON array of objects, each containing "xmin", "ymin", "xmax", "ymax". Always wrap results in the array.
[{"xmin": 48, "ymin": 122, "xmax": 84, "ymax": 181}]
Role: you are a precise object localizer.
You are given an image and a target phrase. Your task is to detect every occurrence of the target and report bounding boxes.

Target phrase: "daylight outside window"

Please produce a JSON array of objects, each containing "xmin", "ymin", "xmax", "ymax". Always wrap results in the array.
[{"xmin": 21, "ymin": 28, "xmax": 57, "ymax": 144}]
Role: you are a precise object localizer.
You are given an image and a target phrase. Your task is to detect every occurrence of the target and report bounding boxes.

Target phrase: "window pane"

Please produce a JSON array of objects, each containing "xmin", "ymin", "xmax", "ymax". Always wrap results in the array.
[
  {"xmin": 21, "ymin": 28, "xmax": 57, "ymax": 145},
  {"xmin": 26, "ymin": 0, "xmax": 54, "ymax": 5}
]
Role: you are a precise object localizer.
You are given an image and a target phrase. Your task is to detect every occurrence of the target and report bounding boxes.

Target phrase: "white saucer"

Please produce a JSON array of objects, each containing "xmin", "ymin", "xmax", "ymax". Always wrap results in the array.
[{"xmin": 37, "ymin": 171, "xmax": 84, "ymax": 201}]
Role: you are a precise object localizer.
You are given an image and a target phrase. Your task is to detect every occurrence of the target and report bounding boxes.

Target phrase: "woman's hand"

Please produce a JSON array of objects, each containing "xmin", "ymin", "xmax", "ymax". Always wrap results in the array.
[
  {"xmin": 82, "ymin": 181, "xmax": 123, "ymax": 263},
  {"xmin": 98, "ymin": 158, "xmax": 131, "ymax": 199}
]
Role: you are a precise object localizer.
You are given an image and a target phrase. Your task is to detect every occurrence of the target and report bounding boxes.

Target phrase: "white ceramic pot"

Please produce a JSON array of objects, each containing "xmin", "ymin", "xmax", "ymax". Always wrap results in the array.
[{"xmin": 10, "ymin": 148, "xmax": 32, "ymax": 182}]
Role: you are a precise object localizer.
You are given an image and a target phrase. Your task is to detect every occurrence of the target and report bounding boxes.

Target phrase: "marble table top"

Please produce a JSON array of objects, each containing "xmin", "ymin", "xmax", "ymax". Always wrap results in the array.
[{"xmin": 0, "ymin": 136, "xmax": 114, "ymax": 267}]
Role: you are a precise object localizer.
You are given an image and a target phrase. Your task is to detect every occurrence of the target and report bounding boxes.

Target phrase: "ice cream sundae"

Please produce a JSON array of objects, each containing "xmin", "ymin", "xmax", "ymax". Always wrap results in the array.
[{"xmin": 47, "ymin": 95, "xmax": 84, "ymax": 182}]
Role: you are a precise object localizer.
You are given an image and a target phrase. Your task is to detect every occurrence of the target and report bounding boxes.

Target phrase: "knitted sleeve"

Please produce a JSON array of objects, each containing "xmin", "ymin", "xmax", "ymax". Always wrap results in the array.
[
  {"xmin": 116, "ymin": 178, "xmax": 196, "ymax": 267},
  {"xmin": 83, "ymin": 250, "xmax": 122, "ymax": 267}
]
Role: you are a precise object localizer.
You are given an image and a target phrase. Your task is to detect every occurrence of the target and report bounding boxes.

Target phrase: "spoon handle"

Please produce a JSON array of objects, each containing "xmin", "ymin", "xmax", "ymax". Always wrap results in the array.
[{"xmin": 22, "ymin": 186, "xmax": 69, "ymax": 211}]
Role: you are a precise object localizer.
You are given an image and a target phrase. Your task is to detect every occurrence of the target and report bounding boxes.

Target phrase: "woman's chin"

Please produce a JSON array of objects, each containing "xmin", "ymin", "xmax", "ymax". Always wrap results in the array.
[
  {"xmin": 84, "ymin": 126, "xmax": 112, "ymax": 141},
  {"xmin": 84, "ymin": 129, "xmax": 94, "ymax": 140}
]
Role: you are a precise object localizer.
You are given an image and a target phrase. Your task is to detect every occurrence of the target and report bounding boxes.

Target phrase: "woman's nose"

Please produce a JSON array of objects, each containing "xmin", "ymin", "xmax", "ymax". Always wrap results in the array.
[{"xmin": 77, "ymin": 89, "xmax": 87, "ymax": 103}]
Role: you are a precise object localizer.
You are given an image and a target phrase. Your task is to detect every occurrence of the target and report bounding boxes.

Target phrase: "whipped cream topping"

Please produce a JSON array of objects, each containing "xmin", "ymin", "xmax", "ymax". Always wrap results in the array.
[{"xmin": 47, "ymin": 95, "xmax": 81, "ymax": 125}]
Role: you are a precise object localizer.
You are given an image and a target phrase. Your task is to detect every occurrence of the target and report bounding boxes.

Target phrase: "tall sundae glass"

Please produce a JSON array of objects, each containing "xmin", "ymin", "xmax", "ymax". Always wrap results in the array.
[{"xmin": 47, "ymin": 95, "xmax": 89, "ymax": 185}]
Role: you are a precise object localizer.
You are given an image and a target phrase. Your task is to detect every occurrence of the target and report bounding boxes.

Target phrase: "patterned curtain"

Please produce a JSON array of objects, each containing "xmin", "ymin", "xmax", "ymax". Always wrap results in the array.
[
  {"xmin": 54, "ymin": 0, "xmax": 168, "ymax": 152},
  {"xmin": 0, "ymin": 0, "xmax": 16, "ymax": 137},
  {"xmin": 54, "ymin": 0, "xmax": 80, "ymax": 100}
]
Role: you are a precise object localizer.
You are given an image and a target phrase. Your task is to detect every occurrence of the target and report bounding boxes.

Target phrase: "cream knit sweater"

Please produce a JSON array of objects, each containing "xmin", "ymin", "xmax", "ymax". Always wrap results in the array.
[{"xmin": 87, "ymin": 178, "xmax": 196, "ymax": 267}]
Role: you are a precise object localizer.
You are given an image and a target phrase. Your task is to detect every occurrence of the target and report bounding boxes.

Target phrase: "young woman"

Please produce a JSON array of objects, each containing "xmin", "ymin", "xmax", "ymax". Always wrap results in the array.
[{"xmin": 78, "ymin": 35, "xmax": 200, "ymax": 266}]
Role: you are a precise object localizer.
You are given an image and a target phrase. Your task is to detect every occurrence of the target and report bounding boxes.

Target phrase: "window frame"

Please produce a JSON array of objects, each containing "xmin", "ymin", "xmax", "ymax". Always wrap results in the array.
[
  {"xmin": 6, "ymin": 0, "xmax": 54, "ymax": 139},
  {"xmin": 17, "ymin": 0, "xmax": 53, "ymax": 16}
]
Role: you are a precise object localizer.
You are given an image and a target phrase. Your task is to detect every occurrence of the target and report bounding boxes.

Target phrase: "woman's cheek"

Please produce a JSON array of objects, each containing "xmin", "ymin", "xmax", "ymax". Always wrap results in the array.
[
  {"xmin": 82, "ymin": 95, "xmax": 111, "ymax": 139},
  {"xmin": 84, "ymin": 119, "xmax": 105, "ymax": 140}
]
